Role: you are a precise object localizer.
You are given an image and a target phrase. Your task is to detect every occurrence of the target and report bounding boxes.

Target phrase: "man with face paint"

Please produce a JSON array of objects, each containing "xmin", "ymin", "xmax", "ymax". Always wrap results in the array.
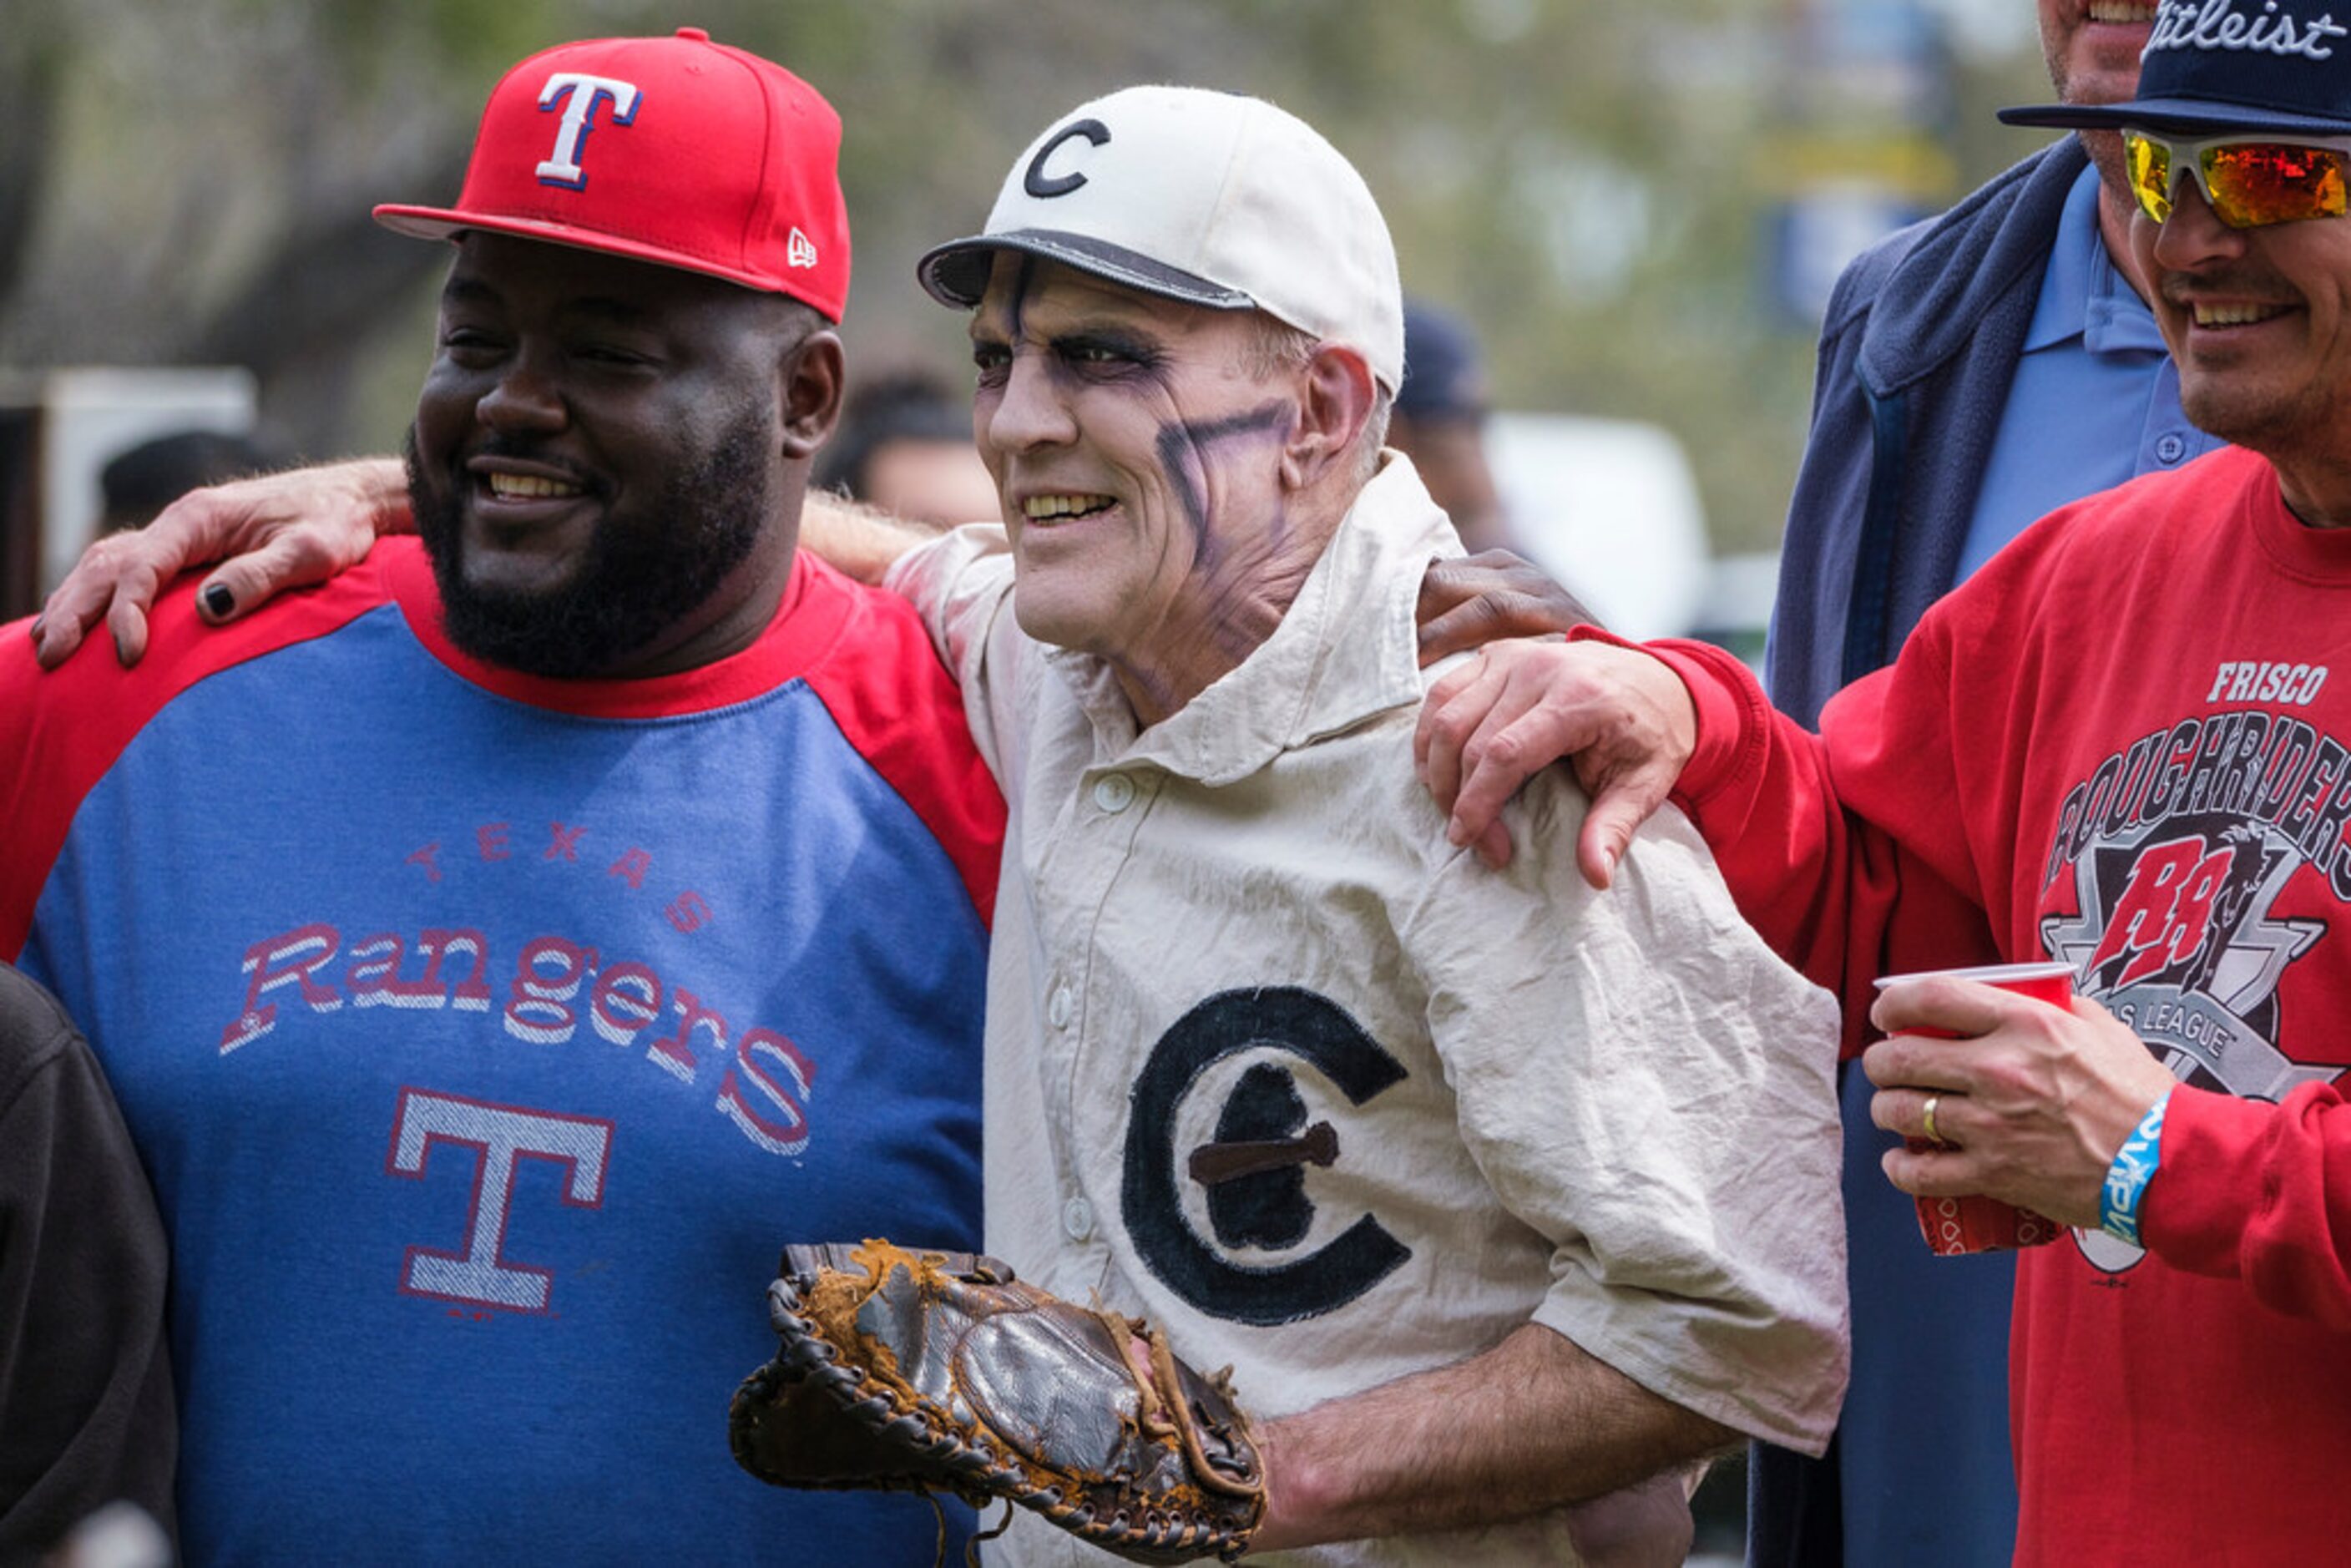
[
  {"xmin": 0, "ymin": 32, "xmax": 1003, "ymax": 1562},
  {"xmin": 806, "ymin": 86, "xmax": 1851, "ymax": 1562}
]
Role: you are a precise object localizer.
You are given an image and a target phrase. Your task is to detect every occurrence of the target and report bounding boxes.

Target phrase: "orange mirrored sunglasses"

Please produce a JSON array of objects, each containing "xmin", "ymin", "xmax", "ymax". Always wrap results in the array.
[{"xmin": 2125, "ymin": 130, "xmax": 2351, "ymax": 229}]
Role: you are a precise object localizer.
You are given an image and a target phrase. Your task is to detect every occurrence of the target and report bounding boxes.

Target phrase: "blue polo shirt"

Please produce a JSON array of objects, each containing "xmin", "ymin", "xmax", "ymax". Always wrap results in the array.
[{"xmin": 1958, "ymin": 162, "xmax": 2216, "ymax": 577}]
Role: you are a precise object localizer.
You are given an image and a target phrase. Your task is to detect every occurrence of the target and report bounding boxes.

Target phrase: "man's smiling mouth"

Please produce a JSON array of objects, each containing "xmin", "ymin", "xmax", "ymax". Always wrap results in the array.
[
  {"xmin": 1024, "ymin": 493, "xmax": 1115, "ymax": 524},
  {"xmin": 2191, "ymin": 301, "xmax": 2292, "ymax": 328},
  {"xmin": 487, "ymin": 472, "xmax": 588, "ymax": 500}
]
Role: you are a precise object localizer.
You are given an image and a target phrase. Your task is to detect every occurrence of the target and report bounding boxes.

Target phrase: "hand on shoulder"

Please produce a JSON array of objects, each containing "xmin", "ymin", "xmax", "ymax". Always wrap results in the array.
[{"xmin": 32, "ymin": 457, "xmax": 409, "ymax": 669}]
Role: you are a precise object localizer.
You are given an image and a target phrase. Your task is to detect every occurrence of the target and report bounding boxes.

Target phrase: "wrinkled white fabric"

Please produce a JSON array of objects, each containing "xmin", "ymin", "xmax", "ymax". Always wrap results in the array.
[{"xmin": 887, "ymin": 456, "xmax": 1848, "ymax": 1565}]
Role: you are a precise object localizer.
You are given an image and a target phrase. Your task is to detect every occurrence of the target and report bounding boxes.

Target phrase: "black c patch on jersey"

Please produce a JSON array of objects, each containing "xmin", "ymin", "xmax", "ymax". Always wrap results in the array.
[{"xmin": 1122, "ymin": 986, "xmax": 1410, "ymax": 1326}]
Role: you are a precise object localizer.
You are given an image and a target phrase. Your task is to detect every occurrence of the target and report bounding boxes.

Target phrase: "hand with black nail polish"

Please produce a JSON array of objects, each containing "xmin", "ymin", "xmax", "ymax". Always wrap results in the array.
[{"xmin": 33, "ymin": 458, "xmax": 409, "ymax": 668}]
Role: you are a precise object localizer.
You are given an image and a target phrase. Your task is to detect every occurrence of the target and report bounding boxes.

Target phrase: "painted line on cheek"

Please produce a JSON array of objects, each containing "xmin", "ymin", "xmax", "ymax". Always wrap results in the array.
[{"xmin": 1155, "ymin": 401, "xmax": 1295, "ymax": 554}]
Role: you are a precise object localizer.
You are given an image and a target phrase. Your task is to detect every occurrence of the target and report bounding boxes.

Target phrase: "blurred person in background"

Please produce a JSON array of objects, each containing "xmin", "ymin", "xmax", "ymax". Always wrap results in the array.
[
  {"xmin": 1750, "ymin": 4, "xmax": 2191, "ymax": 1561},
  {"xmin": 0, "ymin": 962, "xmax": 174, "ymax": 1566},
  {"xmin": 1390, "ymin": 298, "xmax": 1509, "ymax": 555},
  {"xmin": 813, "ymin": 366, "xmax": 1001, "ymax": 527},
  {"xmin": 99, "ymin": 429, "xmax": 286, "ymax": 534}
]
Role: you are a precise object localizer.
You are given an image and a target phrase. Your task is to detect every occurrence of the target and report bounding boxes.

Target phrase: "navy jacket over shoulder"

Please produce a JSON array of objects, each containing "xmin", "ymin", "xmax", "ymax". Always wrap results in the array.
[{"xmin": 1768, "ymin": 139, "xmax": 2088, "ymax": 726}]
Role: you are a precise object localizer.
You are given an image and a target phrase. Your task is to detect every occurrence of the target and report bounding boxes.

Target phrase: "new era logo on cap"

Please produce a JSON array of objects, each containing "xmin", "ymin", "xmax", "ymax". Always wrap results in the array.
[
  {"xmin": 374, "ymin": 28, "xmax": 850, "ymax": 319},
  {"xmin": 2001, "ymin": 0, "xmax": 2351, "ymax": 138}
]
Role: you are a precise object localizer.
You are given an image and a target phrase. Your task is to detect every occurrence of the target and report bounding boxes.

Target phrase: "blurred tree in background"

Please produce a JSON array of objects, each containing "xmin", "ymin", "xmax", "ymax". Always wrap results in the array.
[{"xmin": 0, "ymin": 0, "xmax": 2058, "ymax": 555}]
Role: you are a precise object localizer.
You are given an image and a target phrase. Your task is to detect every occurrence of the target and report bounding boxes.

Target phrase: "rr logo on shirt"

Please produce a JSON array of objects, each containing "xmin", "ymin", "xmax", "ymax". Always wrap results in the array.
[
  {"xmin": 1122, "ymin": 987, "xmax": 1410, "ymax": 1325},
  {"xmin": 2043, "ymin": 808, "xmax": 2344, "ymax": 1272}
]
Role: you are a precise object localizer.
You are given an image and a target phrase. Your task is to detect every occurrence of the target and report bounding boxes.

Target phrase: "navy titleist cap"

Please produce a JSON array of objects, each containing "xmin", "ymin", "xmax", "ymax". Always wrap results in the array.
[{"xmin": 2000, "ymin": 0, "xmax": 2351, "ymax": 138}]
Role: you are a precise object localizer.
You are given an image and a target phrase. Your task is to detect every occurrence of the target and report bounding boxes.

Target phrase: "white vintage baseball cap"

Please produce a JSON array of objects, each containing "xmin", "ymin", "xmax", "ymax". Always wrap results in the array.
[{"xmin": 918, "ymin": 86, "xmax": 1404, "ymax": 390}]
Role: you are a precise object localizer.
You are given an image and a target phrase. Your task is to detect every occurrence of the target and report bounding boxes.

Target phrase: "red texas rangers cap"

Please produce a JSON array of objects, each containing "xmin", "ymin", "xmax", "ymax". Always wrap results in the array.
[{"xmin": 374, "ymin": 28, "xmax": 850, "ymax": 320}]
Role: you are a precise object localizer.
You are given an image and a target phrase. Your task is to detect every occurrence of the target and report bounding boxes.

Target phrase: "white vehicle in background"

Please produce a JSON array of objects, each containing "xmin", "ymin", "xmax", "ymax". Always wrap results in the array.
[{"xmin": 1486, "ymin": 411, "xmax": 1773, "ymax": 670}]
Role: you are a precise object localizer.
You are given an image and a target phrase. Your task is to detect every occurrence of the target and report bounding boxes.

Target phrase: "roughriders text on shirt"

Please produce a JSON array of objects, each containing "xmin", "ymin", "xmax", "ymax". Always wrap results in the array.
[
  {"xmin": 217, "ymin": 921, "xmax": 817, "ymax": 1158},
  {"xmin": 2042, "ymin": 699, "xmax": 2351, "ymax": 900}
]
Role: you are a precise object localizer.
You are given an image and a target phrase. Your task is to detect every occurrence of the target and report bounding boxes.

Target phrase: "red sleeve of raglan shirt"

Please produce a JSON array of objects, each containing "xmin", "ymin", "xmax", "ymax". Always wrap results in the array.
[
  {"xmin": 1, "ymin": 566, "xmax": 396, "ymax": 962},
  {"xmin": 791, "ymin": 558, "xmax": 1004, "ymax": 928}
]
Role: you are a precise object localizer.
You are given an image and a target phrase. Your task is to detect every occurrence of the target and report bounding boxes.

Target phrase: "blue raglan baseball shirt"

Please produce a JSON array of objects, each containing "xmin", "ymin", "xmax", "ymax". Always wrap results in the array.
[{"xmin": 3, "ymin": 537, "xmax": 1003, "ymax": 1563}]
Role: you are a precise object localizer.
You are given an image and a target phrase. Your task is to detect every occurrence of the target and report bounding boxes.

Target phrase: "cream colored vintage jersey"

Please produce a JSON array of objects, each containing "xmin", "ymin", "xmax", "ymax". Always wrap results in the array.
[{"xmin": 886, "ymin": 457, "xmax": 1848, "ymax": 1565}]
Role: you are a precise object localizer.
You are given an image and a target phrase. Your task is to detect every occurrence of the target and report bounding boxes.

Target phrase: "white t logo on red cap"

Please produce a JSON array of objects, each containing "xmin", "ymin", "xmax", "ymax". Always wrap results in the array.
[{"xmin": 534, "ymin": 73, "xmax": 643, "ymax": 190}]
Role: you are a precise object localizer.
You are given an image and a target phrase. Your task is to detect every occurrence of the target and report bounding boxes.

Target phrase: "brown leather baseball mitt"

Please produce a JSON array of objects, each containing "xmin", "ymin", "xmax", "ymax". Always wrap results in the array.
[{"xmin": 728, "ymin": 1239, "xmax": 1266, "ymax": 1564}]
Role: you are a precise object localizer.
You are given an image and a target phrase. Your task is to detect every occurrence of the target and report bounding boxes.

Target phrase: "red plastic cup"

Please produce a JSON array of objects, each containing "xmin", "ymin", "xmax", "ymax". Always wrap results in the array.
[{"xmin": 1871, "ymin": 961, "xmax": 2074, "ymax": 1256}]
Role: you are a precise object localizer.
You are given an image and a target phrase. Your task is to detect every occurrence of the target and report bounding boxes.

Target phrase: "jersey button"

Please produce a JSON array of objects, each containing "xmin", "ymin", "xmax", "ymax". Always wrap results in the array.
[
  {"xmin": 1049, "ymin": 985, "xmax": 1074, "ymax": 1029},
  {"xmin": 2156, "ymin": 431, "xmax": 2187, "ymax": 464},
  {"xmin": 1093, "ymin": 773, "xmax": 1136, "ymax": 813},
  {"xmin": 1063, "ymin": 1196, "xmax": 1095, "ymax": 1241}
]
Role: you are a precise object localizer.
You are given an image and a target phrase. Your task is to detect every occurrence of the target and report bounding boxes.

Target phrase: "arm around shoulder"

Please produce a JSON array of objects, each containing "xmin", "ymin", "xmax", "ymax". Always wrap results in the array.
[
  {"xmin": 1413, "ymin": 633, "xmax": 1701, "ymax": 885},
  {"xmin": 797, "ymin": 488, "xmax": 953, "ymax": 584},
  {"xmin": 33, "ymin": 455, "xmax": 409, "ymax": 670}
]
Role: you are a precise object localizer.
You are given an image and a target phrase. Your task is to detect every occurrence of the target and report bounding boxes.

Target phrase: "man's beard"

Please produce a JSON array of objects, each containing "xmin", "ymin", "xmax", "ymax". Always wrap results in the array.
[{"xmin": 407, "ymin": 407, "xmax": 773, "ymax": 679}]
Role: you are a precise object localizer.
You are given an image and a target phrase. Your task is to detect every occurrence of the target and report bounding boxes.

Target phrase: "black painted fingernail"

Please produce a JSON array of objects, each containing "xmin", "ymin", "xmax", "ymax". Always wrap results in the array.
[{"xmin": 203, "ymin": 583, "xmax": 235, "ymax": 619}]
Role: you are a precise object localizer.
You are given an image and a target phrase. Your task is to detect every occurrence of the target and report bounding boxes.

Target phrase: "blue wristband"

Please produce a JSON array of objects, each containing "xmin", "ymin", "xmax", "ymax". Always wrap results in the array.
[{"xmin": 2099, "ymin": 1090, "xmax": 2172, "ymax": 1247}]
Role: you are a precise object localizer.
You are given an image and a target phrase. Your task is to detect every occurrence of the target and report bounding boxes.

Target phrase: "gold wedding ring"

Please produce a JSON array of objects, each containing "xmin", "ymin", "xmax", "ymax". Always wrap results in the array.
[{"xmin": 1921, "ymin": 1094, "xmax": 1945, "ymax": 1146}]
